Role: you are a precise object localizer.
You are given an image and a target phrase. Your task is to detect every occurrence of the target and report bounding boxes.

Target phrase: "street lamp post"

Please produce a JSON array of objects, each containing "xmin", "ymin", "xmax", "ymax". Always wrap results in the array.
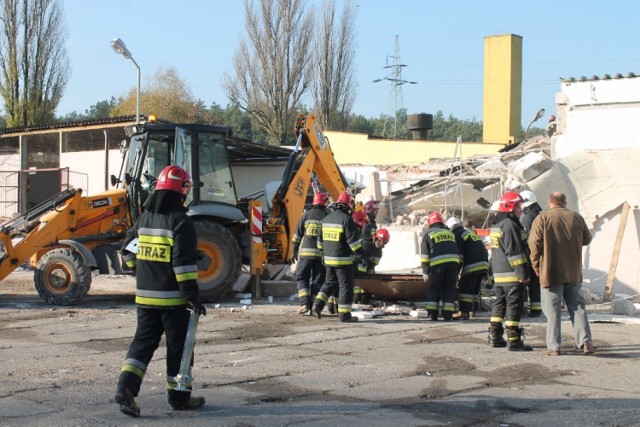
[
  {"xmin": 524, "ymin": 108, "xmax": 546, "ymax": 139},
  {"xmin": 110, "ymin": 38, "xmax": 140, "ymax": 125}
]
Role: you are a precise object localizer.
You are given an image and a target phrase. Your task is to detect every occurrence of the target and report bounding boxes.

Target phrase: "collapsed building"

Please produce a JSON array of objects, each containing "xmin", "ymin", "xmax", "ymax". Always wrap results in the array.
[{"xmin": 330, "ymin": 73, "xmax": 640, "ymax": 298}]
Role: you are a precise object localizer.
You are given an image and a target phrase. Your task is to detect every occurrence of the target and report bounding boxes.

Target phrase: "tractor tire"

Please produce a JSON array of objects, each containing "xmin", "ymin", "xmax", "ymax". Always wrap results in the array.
[
  {"xmin": 34, "ymin": 247, "xmax": 92, "ymax": 306},
  {"xmin": 194, "ymin": 220, "xmax": 242, "ymax": 301}
]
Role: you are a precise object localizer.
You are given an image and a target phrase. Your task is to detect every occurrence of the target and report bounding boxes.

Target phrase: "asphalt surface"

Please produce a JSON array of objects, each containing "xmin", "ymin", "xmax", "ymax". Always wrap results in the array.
[{"xmin": 1, "ymin": 272, "xmax": 640, "ymax": 426}]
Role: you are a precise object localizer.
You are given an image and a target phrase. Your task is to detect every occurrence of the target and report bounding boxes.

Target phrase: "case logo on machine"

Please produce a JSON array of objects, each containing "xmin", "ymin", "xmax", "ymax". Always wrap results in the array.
[{"xmin": 86, "ymin": 197, "xmax": 112, "ymax": 209}]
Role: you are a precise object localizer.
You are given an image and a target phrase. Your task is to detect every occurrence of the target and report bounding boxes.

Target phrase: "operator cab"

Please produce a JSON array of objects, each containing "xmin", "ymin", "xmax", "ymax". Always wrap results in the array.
[{"xmin": 117, "ymin": 123, "xmax": 238, "ymax": 220}]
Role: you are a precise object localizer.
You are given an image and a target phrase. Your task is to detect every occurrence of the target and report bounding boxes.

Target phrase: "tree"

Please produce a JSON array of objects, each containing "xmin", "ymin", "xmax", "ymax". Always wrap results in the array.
[
  {"xmin": 0, "ymin": 0, "xmax": 70, "ymax": 127},
  {"xmin": 223, "ymin": 0, "xmax": 314, "ymax": 145},
  {"xmin": 111, "ymin": 66, "xmax": 215, "ymax": 124},
  {"xmin": 311, "ymin": 0, "xmax": 357, "ymax": 131}
]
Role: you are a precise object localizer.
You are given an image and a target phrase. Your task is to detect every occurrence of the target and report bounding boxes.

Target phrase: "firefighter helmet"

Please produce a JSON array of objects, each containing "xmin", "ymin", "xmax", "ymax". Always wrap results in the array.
[
  {"xmin": 445, "ymin": 216, "xmax": 462, "ymax": 230},
  {"xmin": 352, "ymin": 211, "xmax": 368, "ymax": 228},
  {"xmin": 364, "ymin": 200, "xmax": 380, "ymax": 214},
  {"xmin": 336, "ymin": 192, "xmax": 352, "ymax": 206},
  {"xmin": 312, "ymin": 192, "xmax": 328, "ymax": 206},
  {"xmin": 427, "ymin": 211, "xmax": 445, "ymax": 226},
  {"xmin": 519, "ymin": 190, "xmax": 537, "ymax": 208},
  {"xmin": 374, "ymin": 228, "xmax": 390, "ymax": 243},
  {"xmin": 549, "ymin": 115, "xmax": 556, "ymax": 122},
  {"xmin": 155, "ymin": 165, "xmax": 192, "ymax": 195},
  {"xmin": 498, "ymin": 191, "xmax": 524, "ymax": 213}
]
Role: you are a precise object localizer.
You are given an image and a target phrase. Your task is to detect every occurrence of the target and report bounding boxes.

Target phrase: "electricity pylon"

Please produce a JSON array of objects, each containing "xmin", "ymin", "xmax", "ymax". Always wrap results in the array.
[{"xmin": 372, "ymin": 35, "xmax": 417, "ymax": 139}]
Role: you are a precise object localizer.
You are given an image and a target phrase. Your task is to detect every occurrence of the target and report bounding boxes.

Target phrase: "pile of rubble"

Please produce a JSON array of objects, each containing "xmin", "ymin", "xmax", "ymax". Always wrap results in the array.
[{"xmin": 381, "ymin": 135, "xmax": 552, "ymax": 229}]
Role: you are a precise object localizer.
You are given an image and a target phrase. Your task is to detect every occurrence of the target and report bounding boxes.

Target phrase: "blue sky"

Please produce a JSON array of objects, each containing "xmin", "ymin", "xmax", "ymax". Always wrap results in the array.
[{"xmin": 58, "ymin": 0, "xmax": 640, "ymax": 127}]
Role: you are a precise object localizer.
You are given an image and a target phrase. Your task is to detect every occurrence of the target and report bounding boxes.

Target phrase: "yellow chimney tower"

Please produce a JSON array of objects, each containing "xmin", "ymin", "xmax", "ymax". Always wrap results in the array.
[{"xmin": 483, "ymin": 34, "xmax": 522, "ymax": 144}]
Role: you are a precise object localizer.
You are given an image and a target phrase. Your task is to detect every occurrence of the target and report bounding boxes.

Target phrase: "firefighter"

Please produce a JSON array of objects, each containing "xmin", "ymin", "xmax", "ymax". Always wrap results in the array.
[
  {"xmin": 353, "ymin": 209, "xmax": 370, "ymax": 303},
  {"xmin": 519, "ymin": 190, "xmax": 543, "ymax": 317},
  {"xmin": 361, "ymin": 228, "xmax": 390, "ymax": 273},
  {"xmin": 312, "ymin": 192, "xmax": 363, "ymax": 323},
  {"xmin": 446, "ymin": 216, "xmax": 489, "ymax": 320},
  {"xmin": 116, "ymin": 165, "xmax": 207, "ymax": 417},
  {"xmin": 420, "ymin": 211, "xmax": 461, "ymax": 321},
  {"xmin": 488, "ymin": 191, "xmax": 532, "ymax": 351},
  {"xmin": 291, "ymin": 192, "xmax": 330, "ymax": 315},
  {"xmin": 354, "ymin": 200, "xmax": 379, "ymax": 303}
]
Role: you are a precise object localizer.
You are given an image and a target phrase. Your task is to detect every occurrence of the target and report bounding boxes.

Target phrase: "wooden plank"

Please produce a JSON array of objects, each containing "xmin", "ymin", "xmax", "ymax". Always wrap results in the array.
[{"xmin": 603, "ymin": 202, "xmax": 630, "ymax": 302}]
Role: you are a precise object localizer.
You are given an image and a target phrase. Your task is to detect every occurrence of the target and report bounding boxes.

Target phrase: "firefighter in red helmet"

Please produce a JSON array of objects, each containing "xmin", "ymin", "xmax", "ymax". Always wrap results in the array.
[
  {"xmin": 420, "ymin": 211, "xmax": 461, "ymax": 321},
  {"xmin": 117, "ymin": 165, "xmax": 205, "ymax": 417},
  {"xmin": 313, "ymin": 191, "xmax": 363, "ymax": 322},
  {"xmin": 291, "ymin": 192, "xmax": 330, "ymax": 315},
  {"xmin": 359, "ymin": 228, "xmax": 390, "ymax": 275},
  {"xmin": 487, "ymin": 191, "xmax": 533, "ymax": 351}
]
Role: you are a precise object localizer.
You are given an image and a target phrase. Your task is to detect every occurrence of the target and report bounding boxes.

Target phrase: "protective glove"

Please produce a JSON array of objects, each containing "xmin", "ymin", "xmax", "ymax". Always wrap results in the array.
[
  {"xmin": 291, "ymin": 246, "xmax": 299, "ymax": 264},
  {"xmin": 186, "ymin": 294, "xmax": 207, "ymax": 316},
  {"xmin": 422, "ymin": 273, "xmax": 430, "ymax": 284}
]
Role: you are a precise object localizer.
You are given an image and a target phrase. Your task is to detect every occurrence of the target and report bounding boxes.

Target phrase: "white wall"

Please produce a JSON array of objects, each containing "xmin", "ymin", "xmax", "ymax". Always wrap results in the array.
[{"xmin": 548, "ymin": 75, "xmax": 640, "ymax": 295}]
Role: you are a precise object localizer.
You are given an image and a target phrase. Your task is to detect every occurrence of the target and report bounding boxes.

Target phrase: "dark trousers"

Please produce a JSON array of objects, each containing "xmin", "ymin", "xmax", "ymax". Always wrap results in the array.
[
  {"xmin": 296, "ymin": 257, "xmax": 325, "ymax": 307},
  {"xmin": 491, "ymin": 284, "xmax": 524, "ymax": 327},
  {"xmin": 457, "ymin": 272, "xmax": 485, "ymax": 313},
  {"xmin": 118, "ymin": 306, "xmax": 192, "ymax": 403},
  {"xmin": 523, "ymin": 265, "xmax": 542, "ymax": 312},
  {"xmin": 426, "ymin": 262, "xmax": 459, "ymax": 320},
  {"xmin": 316, "ymin": 265, "xmax": 354, "ymax": 319}
]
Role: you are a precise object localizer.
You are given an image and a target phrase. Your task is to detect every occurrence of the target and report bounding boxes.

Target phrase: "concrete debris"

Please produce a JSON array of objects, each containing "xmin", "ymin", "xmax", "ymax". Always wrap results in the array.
[{"xmin": 380, "ymin": 135, "xmax": 551, "ymax": 229}]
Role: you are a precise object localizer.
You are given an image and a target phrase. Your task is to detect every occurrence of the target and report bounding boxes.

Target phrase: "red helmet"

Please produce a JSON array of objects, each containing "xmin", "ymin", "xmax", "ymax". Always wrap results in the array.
[
  {"xmin": 549, "ymin": 115, "xmax": 556, "ymax": 122},
  {"xmin": 352, "ymin": 211, "xmax": 368, "ymax": 228},
  {"xmin": 155, "ymin": 165, "xmax": 192, "ymax": 195},
  {"xmin": 427, "ymin": 211, "xmax": 445, "ymax": 226},
  {"xmin": 336, "ymin": 192, "xmax": 352, "ymax": 206},
  {"xmin": 498, "ymin": 191, "xmax": 524, "ymax": 213},
  {"xmin": 364, "ymin": 200, "xmax": 380, "ymax": 214},
  {"xmin": 312, "ymin": 192, "xmax": 328, "ymax": 206},
  {"xmin": 374, "ymin": 228, "xmax": 390, "ymax": 243}
]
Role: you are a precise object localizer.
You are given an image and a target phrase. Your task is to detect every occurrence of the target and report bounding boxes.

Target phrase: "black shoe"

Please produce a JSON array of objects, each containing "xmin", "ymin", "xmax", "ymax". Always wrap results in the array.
[
  {"xmin": 327, "ymin": 302, "xmax": 336, "ymax": 314},
  {"xmin": 527, "ymin": 310, "xmax": 542, "ymax": 317},
  {"xmin": 339, "ymin": 315, "xmax": 359, "ymax": 323},
  {"xmin": 508, "ymin": 342, "xmax": 533, "ymax": 352},
  {"xmin": 312, "ymin": 304, "xmax": 322, "ymax": 319},
  {"xmin": 170, "ymin": 396, "xmax": 205, "ymax": 411},
  {"xmin": 115, "ymin": 388, "xmax": 140, "ymax": 417}
]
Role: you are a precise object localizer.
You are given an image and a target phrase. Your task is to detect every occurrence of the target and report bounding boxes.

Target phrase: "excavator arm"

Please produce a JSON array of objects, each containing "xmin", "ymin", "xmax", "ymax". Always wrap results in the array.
[{"xmin": 259, "ymin": 113, "xmax": 348, "ymax": 267}]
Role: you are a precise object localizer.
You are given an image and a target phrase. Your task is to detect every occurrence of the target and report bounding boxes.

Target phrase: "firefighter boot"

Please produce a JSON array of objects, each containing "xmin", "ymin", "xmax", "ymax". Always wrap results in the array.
[
  {"xmin": 506, "ymin": 327, "xmax": 533, "ymax": 352},
  {"xmin": 339, "ymin": 313, "xmax": 359, "ymax": 323},
  {"xmin": 327, "ymin": 302, "xmax": 336, "ymax": 314},
  {"xmin": 115, "ymin": 387, "xmax": 140, "ymax": 417},
  {"xmin": 297, "ymin": 304, "xmax": 310, "ymax": 315},
  {"xmin": 312, "ymin": 301, "xmax": 324, "ymax": 319},
  {"xmin": 488, "ymin": 323, "xmax": 507, "ymax": 348},
  {"xmin": 452, "ymin": 311, "xmax": 470, "ymax": 320},
  {"xmin": 170, "ymin": 396, "xmax": 206, "ymax": 411}
]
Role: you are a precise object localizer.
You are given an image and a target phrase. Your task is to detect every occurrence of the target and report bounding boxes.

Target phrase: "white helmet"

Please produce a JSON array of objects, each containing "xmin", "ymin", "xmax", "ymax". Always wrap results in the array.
[
  {"xmin": 490, "ymin": 200, "xmax": 501, "ymax": 212},
  {"xmin": 446, "ymin": 216, "xmax": 462, "ymax": 230},
  {"xmin": 519, "ymin": 190, "xmax": 537, "ymax": 208}
]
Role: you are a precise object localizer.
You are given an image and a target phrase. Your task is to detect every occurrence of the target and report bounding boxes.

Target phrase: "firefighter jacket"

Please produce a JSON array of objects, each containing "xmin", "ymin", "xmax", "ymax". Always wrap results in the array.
[
  {"xmin": 452, "ymin": 227, "xmax": 489, "ymax": 276},
  {"xmin": 489, "ymin": 215, "xmax": 530, "ymax": 287},
  {"xmin": 317, "ymin": 207, "xmax": 363, "ymax": 266},
  {"xmin": 520, "ymin": 203, "xmax": 542, "ymax": 236},
  {"xmin": 361, "ymin": 238, "xmax": 383, "ymax": 272},
  {"xmin": 291, "ymin": 206, "xmax": 329, "ymax": 258},
  {"xmin": 420, "ymin": 224, "xmax": 460, "ymax": 274},
  {"xmin": 121, "ymin": 200, "xmax": 199, "ymax": 308}
]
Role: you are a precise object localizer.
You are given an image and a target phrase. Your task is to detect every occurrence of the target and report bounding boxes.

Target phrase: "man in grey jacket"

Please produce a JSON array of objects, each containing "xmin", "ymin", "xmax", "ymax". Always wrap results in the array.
[{"xmin": 528, "ymin": 192, "xmax": 594, "ymax": 356}]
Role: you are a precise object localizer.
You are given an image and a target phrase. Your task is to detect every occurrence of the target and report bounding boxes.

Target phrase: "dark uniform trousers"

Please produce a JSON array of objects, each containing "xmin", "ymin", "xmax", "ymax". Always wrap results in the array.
[
  {"xmin": 118, "ymin": 306, "xmax": 191, "ymax": 402},
  {"xmin": 295, "ymin": 257, "xmax": 326, "ymax": 307},
  {"xmin": 457, "ymin": 272, "xmax": 485, "ymax": 313},
  {"xmin": 427, "ymin": 262, "xmax": 459, "ymax": 320},
  {"xmin": 317, "ymin": 265, "xmax": 354, "ymax": 319},
  {"xmin": 524, "ymin": 264, "xmax": 542, "ymax": 312},
  {"xmin": 491, "ymin": 284, "xmax": 524, "ymax": 325}
]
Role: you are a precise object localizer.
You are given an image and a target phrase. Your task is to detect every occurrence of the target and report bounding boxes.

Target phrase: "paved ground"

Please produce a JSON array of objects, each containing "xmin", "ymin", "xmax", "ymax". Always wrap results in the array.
[{"xmin": 2, "ymin": 271, "xmax": 640, "ymax": 426}]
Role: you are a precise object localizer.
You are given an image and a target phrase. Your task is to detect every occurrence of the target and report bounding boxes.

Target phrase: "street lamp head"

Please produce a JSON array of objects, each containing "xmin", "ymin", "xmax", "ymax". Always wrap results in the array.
[
  {"xmin": 111, "ymin": 38, "xmax": 132, "ymax": 60},
  {"xmin": 533, "ymin": 108, "xmax": 546, "ymax": 122}
]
